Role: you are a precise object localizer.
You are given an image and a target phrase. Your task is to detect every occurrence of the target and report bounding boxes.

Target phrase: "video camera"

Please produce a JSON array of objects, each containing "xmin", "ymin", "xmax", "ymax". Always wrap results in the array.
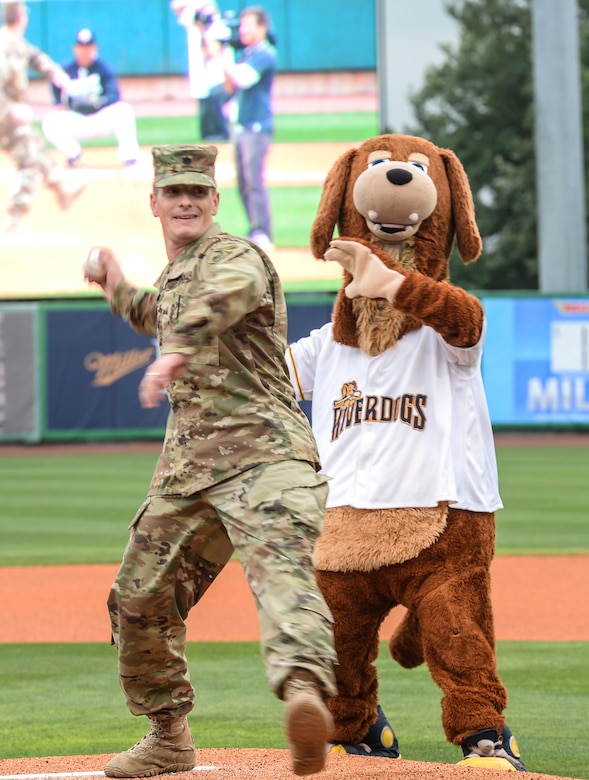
[
  {"xmin": 194, "ymin": 8, "xmax": 276, "ymax": 49},
  {"xmin": 194, "ymin": 9, "xmax": 242, "ymax": 50}
]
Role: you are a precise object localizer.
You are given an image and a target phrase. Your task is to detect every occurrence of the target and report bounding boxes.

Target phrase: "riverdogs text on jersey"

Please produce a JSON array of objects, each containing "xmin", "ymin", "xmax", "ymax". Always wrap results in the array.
[{"xmin": 331, "ymin": 381, "xmax": 426, "ymax": 441}]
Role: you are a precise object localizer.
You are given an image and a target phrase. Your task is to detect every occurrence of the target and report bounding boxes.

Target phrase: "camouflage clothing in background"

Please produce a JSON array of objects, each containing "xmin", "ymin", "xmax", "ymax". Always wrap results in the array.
[
  {"xmin": 0, "ymin": 24, "xmax": 65, "ymax": 215},
  {"xmin": 108, "ymin": 222, "xmax": 337, "ymax": 717}
]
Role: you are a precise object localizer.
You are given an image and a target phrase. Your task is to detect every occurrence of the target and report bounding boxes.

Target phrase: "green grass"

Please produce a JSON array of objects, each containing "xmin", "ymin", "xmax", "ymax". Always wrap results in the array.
[
  {"xmin": 0, "ymin": 453, "xmax": 157, "ymax": 565},
  {"xmin": 0, "ymin": 641, "xmax": 586, "ymax": 778},
  {"xmin": 1, "ymin": 444, "xmax": 587, "ymax": 565},
  {"xmin": 272, "ymin": 112, "xmax": 379, "ymax": 143},
  {"xmin": 495, "ymin": 446, "xmax": 589, "ymax": 553},
  {"xmin": 219, "ymin": 185, "xmax": 323, "ymax": 247},
  {"xmin": 34, "ymin": 112, "xmax": 379, "ymax": 148},
  {"xmin": 125, "ymin": 112, "xmax": 379, "ymax": 146},
  {"xmin": 0, "ymin": 642, "xmax": 283, "ymax": 758}
]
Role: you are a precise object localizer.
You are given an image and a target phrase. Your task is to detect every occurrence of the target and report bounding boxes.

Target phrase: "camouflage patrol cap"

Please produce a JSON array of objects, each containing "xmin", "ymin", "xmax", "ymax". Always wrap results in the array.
[{"xmin": 152, "ymin": 144, "xmax": 217, "ymax": 188}]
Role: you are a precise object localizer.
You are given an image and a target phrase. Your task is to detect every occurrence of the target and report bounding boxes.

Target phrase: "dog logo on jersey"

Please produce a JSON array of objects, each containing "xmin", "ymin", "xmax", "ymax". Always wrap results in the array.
[
  {"xmin": 331, "ymin": 380, "xmax": 427, "ymax": 441},
  {"xmin": 333, "ymin": 381, "xmax": 362, "ymax": 408}
]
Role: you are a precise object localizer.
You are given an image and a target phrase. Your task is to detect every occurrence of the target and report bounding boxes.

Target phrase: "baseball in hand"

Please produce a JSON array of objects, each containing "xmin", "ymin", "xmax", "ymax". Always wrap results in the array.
[{"xmin": 83, "ymin": 248, "xmax": 107, "ymax": 283}]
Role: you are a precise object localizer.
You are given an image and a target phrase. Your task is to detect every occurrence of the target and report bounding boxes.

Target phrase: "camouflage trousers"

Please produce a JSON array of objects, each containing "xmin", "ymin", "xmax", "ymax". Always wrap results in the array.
[
  {"xmin": 107, "ymin": 460, "xmax": 338, "ymax": 719},
  {"xmin": 0, "ymin": 119, "xmax": 61, "ymax": 216}
]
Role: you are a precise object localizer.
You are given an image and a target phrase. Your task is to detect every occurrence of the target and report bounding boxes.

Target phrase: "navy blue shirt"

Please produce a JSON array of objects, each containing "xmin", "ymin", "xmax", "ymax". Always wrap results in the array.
[
  {"xmin": 51, "ymin": 57, "xmax": 120, "ymax": 115},
  {"xmin": 236, "ymin": 39, "xmax": 276, "ymax": 134}
]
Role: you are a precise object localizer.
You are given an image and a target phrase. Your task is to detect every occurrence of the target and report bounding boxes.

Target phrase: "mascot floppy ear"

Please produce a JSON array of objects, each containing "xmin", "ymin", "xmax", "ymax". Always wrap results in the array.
[
  {"xmin": 310, "ymin": 148, "xmax": 364, "ymax": 259},
  {"xmin": 439, "ymin": 148, "xmax": 482, "ymax": 264}
]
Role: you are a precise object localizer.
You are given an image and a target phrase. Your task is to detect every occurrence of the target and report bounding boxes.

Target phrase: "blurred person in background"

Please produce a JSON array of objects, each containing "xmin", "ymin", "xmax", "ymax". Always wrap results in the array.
[
  {"xmin": 170, "ymin": 0, "xmax": 235, "ymax": 142},
  {"xmin": 0, "ymin": 1, "xmax": 85, "ymax": 235},
  {"xmin": 223, "ymin": 5, "xmax": 276, "ymax": 253},
  {"xmin": 42, "ymin": 28, "xmax": 140, "ymax": 168}
]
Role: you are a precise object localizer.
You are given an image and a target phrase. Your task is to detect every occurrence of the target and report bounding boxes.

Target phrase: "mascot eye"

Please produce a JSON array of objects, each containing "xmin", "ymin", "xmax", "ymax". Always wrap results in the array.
[
  {"xmin": 411, "ymin": 161, "xmax": 428, "ymax": 173},
  {"xmin": 368, "ymin": 158, "xmax": 388, "ymax": 167}
]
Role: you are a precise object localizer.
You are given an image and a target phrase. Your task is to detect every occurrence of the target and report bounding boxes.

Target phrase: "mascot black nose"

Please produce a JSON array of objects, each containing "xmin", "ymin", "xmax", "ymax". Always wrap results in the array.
[{"xmin": 386, "ymin": 168, "xmax": 413, "ymax": 186}]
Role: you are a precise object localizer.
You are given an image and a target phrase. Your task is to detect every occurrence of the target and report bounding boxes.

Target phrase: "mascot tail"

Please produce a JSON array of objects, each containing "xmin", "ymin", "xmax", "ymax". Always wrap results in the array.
[{"xmin": 388, "ymin": 608, "xmax": 425, "ymax": 669}]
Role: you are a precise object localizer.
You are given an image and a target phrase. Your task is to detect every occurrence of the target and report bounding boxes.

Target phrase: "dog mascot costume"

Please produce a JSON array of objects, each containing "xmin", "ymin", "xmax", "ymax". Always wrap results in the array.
[{"xmin": 285, "ymin": 134, "xmax": 526, "ymax": 772}]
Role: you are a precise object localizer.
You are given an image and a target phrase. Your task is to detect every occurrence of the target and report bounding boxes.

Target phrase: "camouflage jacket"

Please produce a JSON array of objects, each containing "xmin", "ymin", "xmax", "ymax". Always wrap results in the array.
[
  {"xmin": 111, "ymin": 222, "xmax": 321, "ymax": 496},
  {"xmin": 0, "ymin": 26, "xmax": 60, "ymax": 121}
]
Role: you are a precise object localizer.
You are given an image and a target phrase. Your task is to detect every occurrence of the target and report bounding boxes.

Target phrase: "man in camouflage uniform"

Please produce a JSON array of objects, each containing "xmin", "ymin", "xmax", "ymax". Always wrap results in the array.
[
  {"xmin": 0, "ymin": 2, "xmax": 85, "ymax": 234},
  {"xmin": 88, "ymin": 144, "xmax": 338, "ymax": 778}
]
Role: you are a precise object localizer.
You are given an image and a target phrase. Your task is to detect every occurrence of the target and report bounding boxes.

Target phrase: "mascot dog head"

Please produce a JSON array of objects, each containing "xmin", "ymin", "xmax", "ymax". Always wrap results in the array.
[{"xmin": 311, "ymin": 135, "xmax": 482, "ymax": 349}]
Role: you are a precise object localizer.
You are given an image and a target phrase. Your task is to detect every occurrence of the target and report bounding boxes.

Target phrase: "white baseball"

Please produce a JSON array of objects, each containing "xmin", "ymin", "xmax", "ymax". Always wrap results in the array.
[{"xmin": 83, "ymin": 248, "xmax": 107, "ymax": 283}]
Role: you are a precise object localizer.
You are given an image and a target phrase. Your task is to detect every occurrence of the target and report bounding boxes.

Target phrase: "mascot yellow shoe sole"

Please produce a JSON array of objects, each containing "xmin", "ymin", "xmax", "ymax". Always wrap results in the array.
[{"xmin": 458, "ymin": 756, "xmax": 517, "ymax": 771}]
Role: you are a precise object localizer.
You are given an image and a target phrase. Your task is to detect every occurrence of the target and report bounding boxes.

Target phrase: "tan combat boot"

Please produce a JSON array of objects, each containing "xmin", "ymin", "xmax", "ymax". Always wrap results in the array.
[
  {"xmin": 103, "ymin": 715, "xmax": 196, "ymax": 778},
  {"xmin": 53, "ymin": 178, "xmax": 86, "ymax": 210},
  {"xmin": 284, "ymin": 669, "xmax": 334, "ymax": 776}
]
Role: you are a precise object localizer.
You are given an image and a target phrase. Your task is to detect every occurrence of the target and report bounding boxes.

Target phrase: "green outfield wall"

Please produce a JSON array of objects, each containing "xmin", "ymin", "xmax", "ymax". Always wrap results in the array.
[
  {"xmin": 1, "ymin": 293, "xmax": 588, "ymax": 442},
  {"xmin": 25, "ymin": 0, "xmax": 376, "ymax": 77}
]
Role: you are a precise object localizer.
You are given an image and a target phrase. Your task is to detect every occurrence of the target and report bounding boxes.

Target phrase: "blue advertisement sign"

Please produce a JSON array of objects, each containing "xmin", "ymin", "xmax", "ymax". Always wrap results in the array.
[
  {"xmin": 45, "ymin": 308, "xmax": 168, "ymax": 435},
  {"xmin": 41, "ymin": 296, "xmax": 337, "ymax": 438},
  {"xmin": 483, "ymin": 297, "xmax": 589, "ymax": 425},
  {"xmin": 286, "ymin": 295, "xmax": 335, "ymax": 342}
]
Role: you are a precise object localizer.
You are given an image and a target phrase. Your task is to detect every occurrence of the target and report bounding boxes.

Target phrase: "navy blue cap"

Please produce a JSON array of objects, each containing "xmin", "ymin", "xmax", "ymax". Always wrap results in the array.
[{"xmin": 75, "ymin": 28, "xmax": 96, "ymax": 45}]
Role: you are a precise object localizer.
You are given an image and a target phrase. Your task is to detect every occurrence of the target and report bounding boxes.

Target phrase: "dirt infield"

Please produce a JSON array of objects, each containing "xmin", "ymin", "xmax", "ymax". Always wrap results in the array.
[
  {"xmin": 1, "ymin": 555, "xmax": 588, "ymax": 644},
  {"xmin": 0, "ymin": 750, "xmax": 583, "ymax": 780},
  {"xmin": 2, "ymin": 433, "xmax": 589, "ymax": 646}
]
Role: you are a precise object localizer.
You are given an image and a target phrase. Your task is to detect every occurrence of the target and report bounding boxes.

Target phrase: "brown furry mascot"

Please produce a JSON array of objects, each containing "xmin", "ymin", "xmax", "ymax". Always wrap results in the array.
[{"xmin": 285, "ymin": 134, "xmax": 526, "ymax": 772}]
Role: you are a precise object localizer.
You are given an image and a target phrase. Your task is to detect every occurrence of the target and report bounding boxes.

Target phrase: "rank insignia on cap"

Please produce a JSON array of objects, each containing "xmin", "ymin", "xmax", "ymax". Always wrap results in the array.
[{"xmin": 152, "ymin": 144, "xmax": 218, "ymax": 188}]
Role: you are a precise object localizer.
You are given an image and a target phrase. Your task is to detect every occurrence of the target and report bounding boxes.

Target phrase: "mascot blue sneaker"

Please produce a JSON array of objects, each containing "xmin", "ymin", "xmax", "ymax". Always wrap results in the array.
[
  {"xmin": 329, "ymin": 705, "xmax": 400, "ymax": 758},
  {"xmin": 459, "ymin": 725, "xmax": 526, "ymax": 771}
]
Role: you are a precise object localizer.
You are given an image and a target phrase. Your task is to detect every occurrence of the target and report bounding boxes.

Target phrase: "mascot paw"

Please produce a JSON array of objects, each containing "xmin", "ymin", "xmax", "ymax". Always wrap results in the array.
[
  {"xmin": 325, "ymin": 239, "xmax": 402, "ymax": 301},
  {"xmin": 324, "ymin": 239, "xmax": 371, "ymax": 273}
]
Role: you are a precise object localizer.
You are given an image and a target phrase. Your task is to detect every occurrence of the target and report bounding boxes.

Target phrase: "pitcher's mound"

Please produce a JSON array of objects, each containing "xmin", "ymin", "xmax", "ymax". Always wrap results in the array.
[{"xmin": 0, "ymin": 749, "xmax": 579, "ymax": 780}]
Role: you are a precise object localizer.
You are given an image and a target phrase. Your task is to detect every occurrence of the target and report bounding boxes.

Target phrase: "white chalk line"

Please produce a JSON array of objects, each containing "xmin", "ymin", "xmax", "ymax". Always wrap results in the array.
[{"xmin": 0, "ymin": 767, "xmax": 219, "ymax": 779}]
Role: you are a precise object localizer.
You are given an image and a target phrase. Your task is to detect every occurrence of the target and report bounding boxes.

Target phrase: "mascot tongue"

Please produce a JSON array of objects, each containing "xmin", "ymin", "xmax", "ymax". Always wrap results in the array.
[{"xmin": 374, "ymin": 222, "xmax": 411, "ymax": 234}]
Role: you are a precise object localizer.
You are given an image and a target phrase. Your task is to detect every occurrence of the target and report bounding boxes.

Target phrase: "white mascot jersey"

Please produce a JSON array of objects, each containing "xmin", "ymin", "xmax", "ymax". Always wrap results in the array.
[{"xmin": 286, "ymin": 320, "xmax": 502, "ymax": 512}]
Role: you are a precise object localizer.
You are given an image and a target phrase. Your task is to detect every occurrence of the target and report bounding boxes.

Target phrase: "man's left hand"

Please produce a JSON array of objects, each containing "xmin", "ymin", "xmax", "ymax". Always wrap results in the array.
[{"xmin": 139, "ymin": 353, "xmax": 188, "ymax": 408}]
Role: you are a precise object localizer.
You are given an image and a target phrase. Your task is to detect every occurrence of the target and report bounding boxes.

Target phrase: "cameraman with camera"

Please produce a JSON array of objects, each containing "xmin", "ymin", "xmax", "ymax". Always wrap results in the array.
[
  {"xmin": 170, "ymin": 1, "xmax": 234, "ymax": 141},
  {"xmin": 222, "ymin": 5, "xmax": 277, "ymax": 253}
]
